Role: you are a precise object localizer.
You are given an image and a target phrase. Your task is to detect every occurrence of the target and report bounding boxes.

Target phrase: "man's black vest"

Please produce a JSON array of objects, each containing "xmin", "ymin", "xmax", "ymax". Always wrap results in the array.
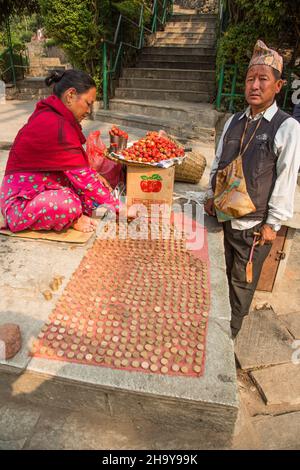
[{"xmin": 212, "ymin": 108, "xmax": 291, "ymax": 220}]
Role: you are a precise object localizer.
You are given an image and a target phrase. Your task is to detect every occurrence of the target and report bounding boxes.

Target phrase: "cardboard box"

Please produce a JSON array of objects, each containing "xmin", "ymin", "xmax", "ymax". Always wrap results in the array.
[{"xmin": 126, "ymin": 166, "xmax": 175, "ymax": 218}]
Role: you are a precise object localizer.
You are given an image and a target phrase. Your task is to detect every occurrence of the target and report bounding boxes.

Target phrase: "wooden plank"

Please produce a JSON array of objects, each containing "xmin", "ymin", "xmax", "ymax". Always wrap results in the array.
[{"xmin": 256, "ymin": 226, "xmax": 288, "ymax": 292}]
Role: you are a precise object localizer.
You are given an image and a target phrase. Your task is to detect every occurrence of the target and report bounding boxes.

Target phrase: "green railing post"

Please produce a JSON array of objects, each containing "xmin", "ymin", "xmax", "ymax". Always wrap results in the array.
[
  {"xmin": 102, "ymin": 41, "xmax": 109, "ymax": 110},
  {"xmin": 216, "ymin": 62, "xmax": 225, "ymax": 110},
  {"xmin": 170, "ymin": 0, "xmax": 174, "ymax": 17},
  {"xmin": 152, "ymin": 0, "xmax": 158, "ymax": 33},
  {"xmin": 139, "ymin": 5, "xmax": 144, "ymax": 49},
  {"xmin": 229, "ymin": 64, "xmax": 237, "ymax": 113},
  {"xmin": 162, "ymin": 0, "xmax": 167, "ymax": 24},
  {"xmin": 282, "ymin": 68, "xmax": 292, "ymax": 111},
  {"xmin": 5, "ymin": 18, "xmax": 16, "ymax": 86}
]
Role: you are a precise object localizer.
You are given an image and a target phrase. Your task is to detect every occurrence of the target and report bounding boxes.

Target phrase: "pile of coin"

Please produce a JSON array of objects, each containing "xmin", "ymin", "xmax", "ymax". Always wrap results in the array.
[{"xmin": 31, "ymin": 233, "xmax": 210, "ymax": 377}]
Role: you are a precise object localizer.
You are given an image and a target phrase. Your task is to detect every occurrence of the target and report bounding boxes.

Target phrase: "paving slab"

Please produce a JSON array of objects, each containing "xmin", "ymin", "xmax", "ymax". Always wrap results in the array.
[
  {"xmin": 235, "ymin": 309, "xmax": 294, "ymax": 370},
  {"xmin": 252, "ymin": 412, "xmax": 300, "ymax": 450},
  {"xmin": 250, "ymin": 363, "xmax": 300, "ymax": 406},
  {"xmin": 0, "ymin": 402, "xmax": 40, "ymax": 447},
  {"xmin": 24, "ymin": 408, "xmax": 141, "ymax": 450},
  {"xmin": 280, "ymin": 312, "xmax": 300, "ymax": 339},
  {"xmin": 231, "ymin": 398, "xmax": 262, "ymax": 450}
]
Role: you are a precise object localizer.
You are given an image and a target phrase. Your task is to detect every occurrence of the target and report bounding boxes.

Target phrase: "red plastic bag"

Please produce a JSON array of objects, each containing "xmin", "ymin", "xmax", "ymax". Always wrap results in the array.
[{"xmin": 86, "ymin": 130, "xmax": 122, "ymax": 188}]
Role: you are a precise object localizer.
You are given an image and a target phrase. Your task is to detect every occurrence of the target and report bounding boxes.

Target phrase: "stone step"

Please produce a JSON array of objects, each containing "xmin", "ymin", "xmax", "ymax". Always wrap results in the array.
[
  {"xmin": 97, "ymin": 110, "xmax": 195, "ymax": 138},
  {"xmin": 142, "ymin": 46, "xmax": 216, "ymax": 56},
  {"xmin": 154, "ymin": 39, "xmax": 216, "ymax": 46},
  {"xmin": 96, "ymin": 100, "xmax": 217, "ymax": 142},
  {"xmin": 95, "ymin": 109, "xmax": 214, "ymax": 142},
  {"xmin": 140, "ymin": 53, "xmax": 215, "ymax": 63},
  {"xmin": 17, "ymin": 88, "xmax": 50, "ymax": 95},
  {"xmin": 119, "ymin": 77, "xmax": 215, "ymax": 92},
  {"xmin": 115, "ymin": 87, "xmax": 210, "ymax": 102},
  {"xmin": 173, "ymin": 5, "xmax": 199, "ymax": 14},
  {"xmin": 171, "ymin": 14, "xmax": 217, "ymax": 22},
  {"xmin": 155, "ymin": 31, "xmax": 216, "ymax": 39},
  {"xmin": 165, "ymin": 22, "xmax": 216, "ymax": 31},
  {"xmin": 122, "ymin": 68, "xmax": 215, "ymax": 81},
  {"xmin": 16, "ymin": 93, "xmax": 50, "ymax": 100},
  {"xmin": 139, "ymin": 53, "xmax": 215, "ymax": 64},
  {"xmin": 17, "ymin": 78, "xmax": 48, "ymax": 89},
  {"xmin": 30, "ymin": 57, "xmax": 62, "ymax": 66},
  {"xmin": 109, "ymin": 98, "xmax": 206, "ymax": 121},
  {"xmin": 137, "ymin": 60, "xmax": 214, "ymax": 70}
]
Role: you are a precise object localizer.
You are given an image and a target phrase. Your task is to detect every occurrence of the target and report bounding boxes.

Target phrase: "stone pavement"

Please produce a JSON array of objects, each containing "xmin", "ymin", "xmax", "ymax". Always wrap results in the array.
[
  {"xmin": 0, "ymin": 100, "xmax": 299, "ymax": 450},
  {"xmin": 232, "ymin": 229, "xmax": 300, "ymax": 449}
]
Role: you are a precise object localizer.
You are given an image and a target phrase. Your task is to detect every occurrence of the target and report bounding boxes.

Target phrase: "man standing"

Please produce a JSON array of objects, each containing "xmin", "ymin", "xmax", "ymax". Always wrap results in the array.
[{"xmin": 205, "ymin": 40, "xmax": 300, "ymax": 339}]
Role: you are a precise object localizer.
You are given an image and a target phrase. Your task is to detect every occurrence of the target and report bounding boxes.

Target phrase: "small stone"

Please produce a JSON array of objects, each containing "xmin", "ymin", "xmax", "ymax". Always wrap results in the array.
[
  {"xmin": 0, "ymin": 323, "xmax": 22, "ymax": 359},
  {"xmin": 43, "ymin": 291, "xmax": 52, "ymax": 301}
]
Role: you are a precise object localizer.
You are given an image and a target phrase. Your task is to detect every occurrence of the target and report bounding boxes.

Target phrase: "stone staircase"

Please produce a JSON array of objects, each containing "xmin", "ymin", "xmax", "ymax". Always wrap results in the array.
[
  {"xmin": 6, "ymin": 40, "xmax": 67, "ymax": 101},
  {"xmin": 96, "ymin": 7, "xmax": 219, "ymax": 144},
  {"xmin": 13, "ymin": 77, "xmax": 53, "ymax": 100}
]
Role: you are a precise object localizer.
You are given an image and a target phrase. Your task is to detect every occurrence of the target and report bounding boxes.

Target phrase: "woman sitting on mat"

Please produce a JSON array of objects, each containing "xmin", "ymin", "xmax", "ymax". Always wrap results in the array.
[{"xmin": 0, "ymin": 69, "xmax": 120, "ymax": 233}]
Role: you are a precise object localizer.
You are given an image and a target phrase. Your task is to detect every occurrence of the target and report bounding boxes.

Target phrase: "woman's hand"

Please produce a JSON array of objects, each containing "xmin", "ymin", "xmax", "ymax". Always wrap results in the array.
[
  {"xmin": 204, "ymin": 197, "xmax": 216, "ymax": 216},
  {"xmin": 98, "ymin": 174, "xmax": 112, "ymax": 192}
]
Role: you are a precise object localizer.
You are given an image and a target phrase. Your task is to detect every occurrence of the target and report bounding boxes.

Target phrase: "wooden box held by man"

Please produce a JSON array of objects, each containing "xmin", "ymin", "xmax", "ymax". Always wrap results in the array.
[
  {"xmin": 0, "ymin": 70, "xmax": 121, "ymax": 235},
  {"xmin": 205, "ymin": 40, "xmax": 300, "ymax": 339}
]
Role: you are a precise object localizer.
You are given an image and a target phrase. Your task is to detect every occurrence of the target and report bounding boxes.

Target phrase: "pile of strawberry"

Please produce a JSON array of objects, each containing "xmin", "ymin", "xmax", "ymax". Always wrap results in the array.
[
  {"xmin": 109, "ymin": 125, "xmax": 128, "ymax": 140},
  {"xmin": 120, "ymin": 131, "xmax": 184, "ymax": 164}
]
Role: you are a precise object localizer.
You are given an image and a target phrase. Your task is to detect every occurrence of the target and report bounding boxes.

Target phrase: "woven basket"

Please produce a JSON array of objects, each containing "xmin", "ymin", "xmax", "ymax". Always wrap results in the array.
[{"xmin": 175, "ymin": 151, "xmax": 207, "ymax": 184}]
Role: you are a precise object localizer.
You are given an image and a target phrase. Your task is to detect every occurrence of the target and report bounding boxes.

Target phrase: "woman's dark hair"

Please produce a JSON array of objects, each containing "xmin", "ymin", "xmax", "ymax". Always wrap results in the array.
[{"xmin": 45, "ymin": 69, "xmax": 96, "ymax": 97}]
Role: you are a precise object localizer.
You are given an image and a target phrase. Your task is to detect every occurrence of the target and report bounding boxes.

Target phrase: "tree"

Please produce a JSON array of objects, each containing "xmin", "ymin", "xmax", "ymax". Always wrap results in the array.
[
  {"xmin": 216, "ymin": 0, "xmax": 300, "ymax": 111},
  {"xmin": 219, "ymin": 0, "xmax": 300, "ymax": 67},
  {"xmin": 0, "ymin": 1, "xmax": 39, "ymax": 26},
  {"xmin": 38, "ymin": 0, "xmax": 153, "ymax": 89}
]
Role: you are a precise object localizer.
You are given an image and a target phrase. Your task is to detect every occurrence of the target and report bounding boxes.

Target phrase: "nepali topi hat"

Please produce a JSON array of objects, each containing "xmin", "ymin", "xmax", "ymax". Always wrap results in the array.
[{"xmin": 248, "ymin": 40, "xmax": 283, "ymax": 74}]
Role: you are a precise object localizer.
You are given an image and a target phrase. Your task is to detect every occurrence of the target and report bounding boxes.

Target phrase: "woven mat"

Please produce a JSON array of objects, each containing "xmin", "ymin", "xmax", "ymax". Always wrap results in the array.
[
  {"xmin": 31, "ymin": 217, "xmax": 210, "ymax": 377},
  {"xmin": 0, "ymin": 210, "xmax": 103, "ymax": 243},
  {"xmin": 0, "ymin": 227, "xmax": 95, "ymax": 244}
]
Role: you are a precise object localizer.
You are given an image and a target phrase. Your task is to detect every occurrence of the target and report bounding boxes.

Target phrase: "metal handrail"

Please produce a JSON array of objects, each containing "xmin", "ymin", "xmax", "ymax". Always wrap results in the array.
[
  {"xmin": 0, "ymin": 47, "xmax": 29, "ymax": 84},
  {"xmin": 102, "ymin": 0, "xmax": 174, "ymax": 109}
]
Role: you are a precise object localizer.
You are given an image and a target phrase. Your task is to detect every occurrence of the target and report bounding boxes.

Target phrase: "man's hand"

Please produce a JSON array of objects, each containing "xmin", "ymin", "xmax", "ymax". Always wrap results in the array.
[
  {"xmin": 259, "ymin": 224, "xmax": 277, "ymax": 246},
  {"xmin": 204, "ymin": 197, "xmax": 216, "ymax": 216}
]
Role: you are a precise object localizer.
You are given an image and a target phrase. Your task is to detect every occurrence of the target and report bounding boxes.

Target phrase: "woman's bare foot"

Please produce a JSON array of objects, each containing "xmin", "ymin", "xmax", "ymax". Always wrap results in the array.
[
  {"xmin": 73, "ymin": 215, "xmax": 97, "ymax": 233},
  {"xmin": 90, "ymin": 218, "xmax": 99, "ymax": 229}
]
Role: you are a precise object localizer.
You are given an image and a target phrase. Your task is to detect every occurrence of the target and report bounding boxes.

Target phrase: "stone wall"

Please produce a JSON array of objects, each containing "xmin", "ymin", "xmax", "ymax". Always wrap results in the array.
[{"xmin": 174, "ymin": 0, "xmax": 218, "ymax": 13}]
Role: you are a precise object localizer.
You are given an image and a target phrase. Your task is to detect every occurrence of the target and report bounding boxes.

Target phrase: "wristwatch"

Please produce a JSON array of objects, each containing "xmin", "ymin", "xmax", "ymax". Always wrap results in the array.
[{"xmin": 265, "ymin": 223, "xmax": 281, "ymax": 232}]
